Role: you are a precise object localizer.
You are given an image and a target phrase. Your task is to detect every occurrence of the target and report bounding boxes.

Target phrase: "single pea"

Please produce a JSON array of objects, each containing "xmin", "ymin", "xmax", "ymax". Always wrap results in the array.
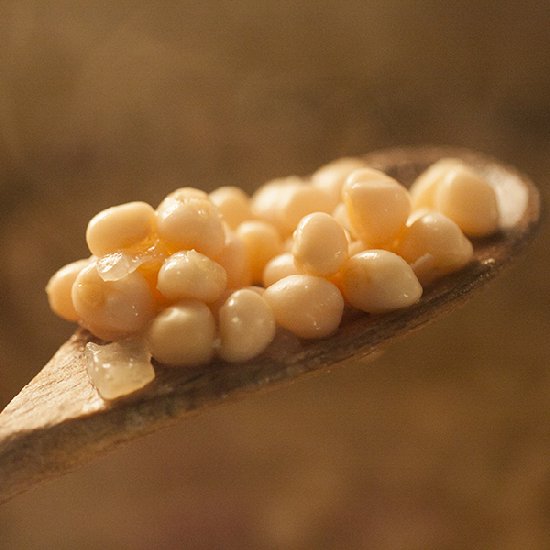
[
  {"xmin": 157, "ymin": 250, "xmax": 227, "ymax": 303},
  {"xmin": 147, "ymin": 300, "xmax": 215, "ymax": 365},
  {"xmin": 46, "ymin": 258, "xmax": 90, "ymax": 321},
  {"xmin": 214, "ymin": 230, "xmax": 253, "ymax": 289},
  {"xmin": 342, "ymin": 169, "xmax": 411, "ymax": 247},
  {"xmin": 408, "ymin": 158, "xmax": 463, "ymax": 210},
  {"xmin": 236, "ymin": 220, "xmax": 283, "ymax": 284},
  {"xmin": 263, "ymin": 275, "xmax": 344, "ymax": 339},
  {"xmin": 292, "ymin": 212, "xmax": 348, "ymax": 276},
  {"xmin": 86, "ymin": 201, "xmax": 156, "ymax": 257},
  {"xmin": 339, "ymin": 250, "xmax": 422, "ymax": 313},
  {"xmin": 263, "ymin": 252, "xmax": 302, "ymax": 287},
  {"xmin": 218, "ymin": 288, "xmax": 276, "ymax": 363},
  {"xmin": 312, "ymin": 157, "xmax": 367, "ymax": 209},
  {"xmin": 434, "ymin": 165, "xmax": 499, "ymax": 237},
  {"xmin": 209, "ymin": 186, "xmax": 253, "ymax": 229},
  {"xmin": 156, "ymin": 195, "xmax": 225, "ymax": 257},
  {"xmin": 72, "ymin": 261, "xmax": 156, "ymax": 341},
  {"xmin": 395, "ymin": 211, "xmax": 473, "ymax": 285}
]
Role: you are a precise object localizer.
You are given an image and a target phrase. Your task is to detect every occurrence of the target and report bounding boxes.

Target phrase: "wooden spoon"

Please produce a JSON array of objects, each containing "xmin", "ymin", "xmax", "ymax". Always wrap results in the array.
[{"xmin": 0, "ymin": 147, "xmax": 540, "ymax": 504}]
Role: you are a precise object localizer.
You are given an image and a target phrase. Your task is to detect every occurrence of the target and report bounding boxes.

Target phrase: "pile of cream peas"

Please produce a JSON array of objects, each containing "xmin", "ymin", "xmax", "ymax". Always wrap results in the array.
[{"xmin": 46, "ymin": 157, "xmax": 500, "ymax": 399}]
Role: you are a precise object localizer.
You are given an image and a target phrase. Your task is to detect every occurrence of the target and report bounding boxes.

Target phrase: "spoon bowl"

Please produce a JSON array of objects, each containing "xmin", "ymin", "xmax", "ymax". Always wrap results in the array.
[{"xmin": 0, "ymin": 146, "xmax": 540, "ymax": 503}]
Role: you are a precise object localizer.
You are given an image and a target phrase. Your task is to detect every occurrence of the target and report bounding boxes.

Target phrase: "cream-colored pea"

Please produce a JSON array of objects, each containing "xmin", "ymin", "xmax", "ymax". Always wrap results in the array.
[
  {"xmin": 218, "ymin": 289, "xmax": 276, "ymax": 363},
  {"xmin": 263, "ymin": 275, "xmax": 344, "ymax": 339},
  {"xmin": 166, "ymin": 187, "xmax": 208, "ymax": 201},
  {"xmin": 209, "ymin": 186, "xmax": 253, "ymax": 229},
  {"xmin": 332, "ymin": 202, "xmax": 352, "ymax": 233},
  {"xmin": 46, "ymin": 258, "xmax": 90, "ymax": 321},
  {"xmin": 292, "ymin": 212, "xmax": 348, "ymax": 276},
  {"xmin": 263, "ymin": 252, "xmax": 301, "ymax": 287},
  {"xmin": 147, "ymin": 300, "xmax": 215, "ymax": 365},
  {"xmin": 86, "ymin": 201, "xmax": 155, "ymax": 257},
  {"xmin": 214, "ymin": 231, "xmax": 252, "ymax": 289},
  {"xmin": 156, "ymin": 196, "xmax": 225, "ymax": 257},
  {"xmin": 252, "ymin": 177, "xmax": 333, "ymax": 235},
  {"xmin": 72, "ymin": 261, "xmax": 156, "ymax": 341},
  {"xmin": 236, "ymin": 220, "xmax": 283, "ymax": 284},
  {"xmin": 312, "ymin": 158, "xmax": 367, "ymax": 209},
  {"xmin": 157, "ymin": 250, "xmax": 227, "ymax": 303},
  {"xmin": 251, "ymin": 176, "xmax": 302, "ymax": 228},
  {"xmin": 434, "ymin": 166, "xmax": 499, "ymax": 237},
  {"xmin": 395, "ymin": 211, "xmax": 473, "ymax": 282},
  {"xmin": 207, "ymin": 285, "xmax": 264, "ymax": 319},
  {"xmin": 339, "ymin": 250, "xmax": 422, "ymax": 313},
  {"xmin": 342, "ymin": 169, "xmax": 411, "ymax": 247},
  {"xmin": 408, "ymin": 158, "xmax": 462, "ymax": 210},
  {"xmin": 277, "ymin": 184, "xmax": 333, "ymax": 236}
]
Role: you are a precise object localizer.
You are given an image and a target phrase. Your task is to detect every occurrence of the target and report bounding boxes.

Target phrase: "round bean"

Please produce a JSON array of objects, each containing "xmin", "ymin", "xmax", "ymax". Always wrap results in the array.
[
  {"xmin": 236, "ymin": 220, "xmax": 283, "ymax": 284},
  {"xmin": 46, "ymin": 259, "xmax": 90, "ymax": 321},
  {"xmin": 263, "ymin": 275, "xmax": 344, "ymax": 339},
  {"xmin": 157, "ymin": 250, "xmax": 227, "ymax": 303},
  {"xmin": 72, "ymin": 261, "xmax": 155, "ymax": 341},
  {"xmin": 147, "ymin": 300, "xmax": 215, "ymax": 365},
  {"xmin": 156, "ymin": 196, "xmax": 225, "ymax": 257},
  {"xmin": 218, "ymin": 289, "xmax": 276, "ymax": 362},
  {"xmin": 339, "ymin": 250, "xmax": 422, "ymax": 313},
  {"xmin": 342, "ymin": 169, "xmax": 411, "ymax": 247},
  {"xmin": 395, "ymin": 211, "xmax": 473, "ymax": 284},
  {"xmin": 86, "ymin": 201, "xmax": 156, "ymax": 257},
  {"xmin": 209, "ymin": 186, "xmax": 253, "ymax": 229},
  {"xmin": 434, "ymin": 165, "xmax": 499, "ymax": 237},
  {"xmin": 292, "ymin": 212, "xmax": 348, "ymax": 276}
]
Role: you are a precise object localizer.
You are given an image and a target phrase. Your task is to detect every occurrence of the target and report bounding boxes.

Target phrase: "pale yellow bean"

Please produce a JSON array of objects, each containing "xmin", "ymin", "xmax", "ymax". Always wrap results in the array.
[
  {"xmin": 236, "ymin": 220, "xmax": 283, "ymax": 284},
  {"xmin": 312, "ymin": 157, "xmax": 367, "ymax": 209},
  {"xmin": 147, "ymin": 300, "xmax": 215, "ymax": 365},
  {"xmin": 395, "ymin": 211, "xmax": 473, "ymax": 284},
  {"xmin": 72, "ymin": 261, "xmax": 156, "ymax": 341},
  {"xmin": 86, "ymin": 202, "xmax": 156, "ymax": 257},
  {"xmin": 339, "ymin": 250, "xmax": 422, "ymax": 313},
  {"xmin": 342, "ymin": 169, "xmax": 411, "ymax": 247},
  {"xmin": 156, "ymin": 196, "xmax": 225, "ymax": 257},
  {"xmin": 251, "ymin": 176, "xmax": 303, "ymax": 229},
  {"xmin": 166, "ymin": 187, "xmax": 208, "ymax": 201},
  {"xmin": 277, "ymin": 184, "xmax": 333, "ymax": 236},
  {"xmin": 263, "ymin": 252, "xmax": 301, "ymax": 287},
  {"xmin": 292, "ymin": 212, "xmax": 348, "ymax": 276},
  {"xmin": 157, "ymin": 250, "xmax": 227, "ymax": 303},
  {"xmin": 408, "ymin": 158, "xmax": 462, "ymax": 210},
  {"xmin": 207, "ymin": 285, "xmax": 264, "ymax": 319},
  {"xmin": 252, "ymin": 177, "xmax": 333, "ymax": 235},
  {"xmin": 214, "ymin": 231, "xmax": 252, "ymax": 289},
  {"xmin": 434, "ymin": 166, "xmax": 499, "ymax": 237},
  {"xmin": 46, "ymin": 259, "xmax": 90, "ymax": 321},
  {"xmin": 332, "ymin": 202, "xmax": 353, "ymax": 233},
  {"xmin": 263, "ymin": 275, "xmax": 344, "ymax": 339},
  {"xmin": 209, "ymin": 186, "xmax": 253, "ymax": 229},
  {"xmin": 218, "ymin": 289, "xmax": 276, "ymax": 363}
]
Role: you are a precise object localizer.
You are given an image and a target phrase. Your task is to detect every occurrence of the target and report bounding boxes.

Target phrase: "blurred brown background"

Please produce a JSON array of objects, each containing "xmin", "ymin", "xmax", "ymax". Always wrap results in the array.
[{"xmin": 1, "ymin": 1, "xmax": 549, "ymax": 548}]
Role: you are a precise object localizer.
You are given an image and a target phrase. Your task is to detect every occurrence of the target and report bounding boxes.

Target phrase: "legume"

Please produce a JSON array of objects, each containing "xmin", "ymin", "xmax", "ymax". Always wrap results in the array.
[
  {"xmin": 218, "ymin": 288, "xmax": 276, "ymax": 362},
  {"xmin": 46, "ymin": 156, "xmax": 500, "ymax": 400}
]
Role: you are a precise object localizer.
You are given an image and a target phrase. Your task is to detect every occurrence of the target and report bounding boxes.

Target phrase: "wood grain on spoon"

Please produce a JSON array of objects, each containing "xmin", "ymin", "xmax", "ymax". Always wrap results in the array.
[{"xmin": 0, "ymin": 147, "xmax": 540, "ymax": 504}]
